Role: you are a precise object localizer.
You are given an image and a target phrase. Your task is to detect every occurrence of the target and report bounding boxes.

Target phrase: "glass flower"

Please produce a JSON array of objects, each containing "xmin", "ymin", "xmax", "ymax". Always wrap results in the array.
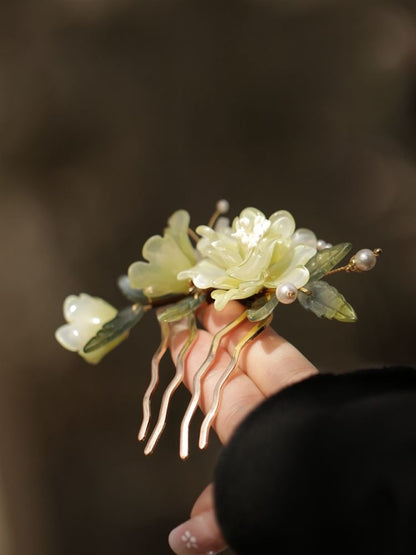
[
  {"xmin": 178, "ymin": 207, "xmax": 317, "ymax": 310},
  {"xmin": 128, "ymin": 209, "xmax": 197, "ymax": 298},
  {"xmin": 55, "ymin": 293, "xmax": 128, "ymax": 364}
]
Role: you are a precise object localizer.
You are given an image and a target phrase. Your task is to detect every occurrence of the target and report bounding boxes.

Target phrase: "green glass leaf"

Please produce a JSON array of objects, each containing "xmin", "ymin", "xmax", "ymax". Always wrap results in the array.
[
  {"xmin": 117, "ymin": 275, "xmax": 149, "ymax": 304},
  {"xmin": 84, "ymin": 304, "xmax": 145, "ymax": 353},
  {"xmin": 247, "ymin": 295, "xmax": 278, "ymax": 322},
  {"xmin": 306, "ymin": 242, "xmax": 352, "ymax": 282},
  {"xmin": 157, "ymin": 293, "xmax": 206, "ymax": 323},
  {"xmin": 298, "ymin": 281, "xmax": 357, "ymax": 323}
]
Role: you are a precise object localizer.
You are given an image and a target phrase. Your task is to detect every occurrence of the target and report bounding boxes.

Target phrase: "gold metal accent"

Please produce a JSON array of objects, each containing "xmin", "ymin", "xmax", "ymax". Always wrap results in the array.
[
  {"xmin": 187, "ymin": 228, "xmax": 200, "ymax": 243},
  {"xmin": 373, "ymin": 248, "xmax": 382, "ymax": 256},
  {"xmin": 325, "ymin": 264, "xmax": 352, "ymax": 276},
  {"xmin": 299, "ymin": 287, "xmax": 312, "ymax": 296},
  {"xmin": 208, "ymin": 209, "xmax": 221, "ymax": 229},
  {"xmin": 138, "ymin": 321, "xmax": 170, "ymax": 441},
  {"xmin": 198, "ymin": 315, "xmax": 273, "ymax": 450},
  {"xmin": 144, "ymin": 314, "xmax": 197, "ymax": 455},
  {"xmin": 179, "ymin": 310, "xmax": 248, "ymax": 459}
]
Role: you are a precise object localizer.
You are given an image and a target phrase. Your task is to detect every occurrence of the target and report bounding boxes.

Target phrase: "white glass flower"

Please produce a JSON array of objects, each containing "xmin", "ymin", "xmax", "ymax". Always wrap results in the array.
[
  {"xmin": 178, "ymin": 207, "xmax": 317, "ymax": 310},
  {"xmin": 128, "ymin": 210, "xmax": 197, "ymax": 298},
  {"xmin": 55, "ymin": 293, "xmax": 128, "ymax": 364}
]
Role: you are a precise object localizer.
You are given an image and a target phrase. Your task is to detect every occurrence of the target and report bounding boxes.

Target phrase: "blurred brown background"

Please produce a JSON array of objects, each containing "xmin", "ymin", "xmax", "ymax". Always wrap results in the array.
[{"xmin": 0, "ymin": 1, "xmax": 415, "ymax": 554}]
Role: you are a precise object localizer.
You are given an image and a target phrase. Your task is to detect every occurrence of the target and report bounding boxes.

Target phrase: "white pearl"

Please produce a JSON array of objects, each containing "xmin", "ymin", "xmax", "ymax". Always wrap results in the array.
[
  {"xmin": 316, "ymin": 239, "xmax": 327, "ymax": 250},
  {"xmin": 292, "ymin": 228, "xmax": 317, "ymax": 248},
  {"xmin": 216, "ymin": 199, "xmax": 230, "ymax": 214},
  {"xmin": 354, "ymin": 249, "xmax": 377, "ymax": 271},
  {"xmin": 276, "ymin": 282, "xmax": 298, "ymax": 304},
  {"xmin": 325, "ymin": 242, "xmax": 333, "ymax": 249}
]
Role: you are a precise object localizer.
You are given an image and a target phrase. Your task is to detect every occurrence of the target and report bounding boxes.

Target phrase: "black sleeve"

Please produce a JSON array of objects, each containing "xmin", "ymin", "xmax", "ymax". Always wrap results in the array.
[{"xmin": 214, "ymin": 366, "xmax": 416, "ymax": 555}]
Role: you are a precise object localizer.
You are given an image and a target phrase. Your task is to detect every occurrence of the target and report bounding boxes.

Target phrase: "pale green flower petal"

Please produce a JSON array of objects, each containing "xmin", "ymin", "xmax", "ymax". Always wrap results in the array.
[
  {"xmin": 55, "ymin": 323, "xmax": 89, "ymax": 351},
  {"xmin": 165, "ymin": 210, "xmax": 195, "ymax": 263},
  {"xmin": 268, "ymin": 210, "xmax": 296, "ymax": 238},
  {"xmin": 63, "ymin": 293, "xmax": 116, "ymax": 324},
  {"xmin": 129, "ymin": 260, "xmax": 190, "ymax": 296},
  {"xmin": 178, "ymin": 260, "xmax": 225, "ymax": 289},
  {"xmin": 128, "ymin": 210, "xmax": 197, "ymax": 297},
  {"xmin": 211, "ymin": 275, "xmax": 241, "ymax": 289},
  {"xmin": 211, "ymin": 281, "xmax": 262, "ymax": 310},
  {"xmin": 291, "ymin": 244, "xmax": 317, "ymax": 267},
  {"xmin": 228, "ymin": 248, "xmax": 271, "ymax": 281},
  {"xmin": 278, "ymin": 266, "xmax": 310, "ymax": 288}
]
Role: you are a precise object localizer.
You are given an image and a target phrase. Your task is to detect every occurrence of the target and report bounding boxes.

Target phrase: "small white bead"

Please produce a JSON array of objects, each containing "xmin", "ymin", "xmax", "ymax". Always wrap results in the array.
[
  {"xmin": 355, "ymin": 248, "xmax": 377, "ymax": 271},
  {"xmin": 276, "ymin": 282, "xmax": 298, "ymax": 304},
  {"xmin": 325, "ymin": 242, "xmax": 333, "ymax": 249},
  {"xmin": 292, "ymin": 228, "xmax": 317, "ymax": 248},
  {"xmin": 316, "ymin": 239, "xmax": 327, "ymax": 250},
  {"xmin": 216, "ymin": 199, "xmax": 230, "ymax": 214}
]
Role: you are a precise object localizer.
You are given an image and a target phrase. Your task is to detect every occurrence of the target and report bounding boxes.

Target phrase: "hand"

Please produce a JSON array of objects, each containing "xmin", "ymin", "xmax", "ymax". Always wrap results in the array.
[{"xmin": 167, "ymin": 301, "xmax": 317, "ymax": 554}]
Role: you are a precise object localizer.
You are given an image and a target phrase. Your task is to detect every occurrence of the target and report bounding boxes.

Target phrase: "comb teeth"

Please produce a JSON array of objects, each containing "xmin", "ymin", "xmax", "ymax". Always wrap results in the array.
[
  {"xmin": 138, "ymin": 321, "xmax": 170, "ymax": 442},
  {"xmin": 144, "ymin": 314, "xmax": 197, "ymax": 456},
  {"xmin": 199, "ymin": 316, "xmax": 272, "ymax": 450},
  {"xmin": 179, "ymin": 310, "xmax": 248, "ymax": 460},
  {"xmin": 138, "ymin": 311, "xmax": 270, "ymax": 457}
]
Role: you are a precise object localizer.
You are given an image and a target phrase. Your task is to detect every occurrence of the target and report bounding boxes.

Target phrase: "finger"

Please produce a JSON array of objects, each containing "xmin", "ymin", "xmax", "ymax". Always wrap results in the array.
[
  {"xmin": 169, "ymin": 321, "xmax": 265, "ymax": 445},
  {"xmin": 190, "ymin": 483, "xmax": 214, "ymax": 518},
  {"xmin": 198, "ymin": 301, "xmax": 318, "ymax": 396},
  {"xmin": 169, "ymin": 509, "xmax": 227, "ymax": 555}
]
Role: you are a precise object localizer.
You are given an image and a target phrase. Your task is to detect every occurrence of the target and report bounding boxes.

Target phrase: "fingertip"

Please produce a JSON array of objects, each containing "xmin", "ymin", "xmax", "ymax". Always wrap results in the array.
[
  {"xmin": 197, "ymin": 300, "xmax": 246, "ymax": 331},
  {"xmin": 168, "ymin": 510, "xmax": 227, "ymax": 555}
]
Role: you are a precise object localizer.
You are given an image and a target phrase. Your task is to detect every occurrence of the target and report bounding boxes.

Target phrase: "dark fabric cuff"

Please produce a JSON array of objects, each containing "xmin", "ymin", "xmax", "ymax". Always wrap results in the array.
[{"xmin": 214, "ymin": 366, "xmax": 416, "ymax": 555}]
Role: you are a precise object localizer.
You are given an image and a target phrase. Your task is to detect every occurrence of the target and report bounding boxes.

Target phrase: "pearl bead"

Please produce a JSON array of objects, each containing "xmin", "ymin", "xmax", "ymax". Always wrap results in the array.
[
  {"xmin": 325, "ymin": 242, "xmax": 333, "ymax": 249},
  {"xmin": 216, "ymin": 199, "xmax": 230, "ymax": 214},
  {"xmin": 292, "ymin": 228, "xmax": 317, "ymax": 248},
  {"xmin": 354, "ymin": 248, "xmax": 377, "ymax": 271},
  {"xmin": 276, "ymin": 282, "xmax": 298, "ymax": 304},
  {"xmin": 316, "ymin": 239, "xmax": 327, "ymax": 250}
]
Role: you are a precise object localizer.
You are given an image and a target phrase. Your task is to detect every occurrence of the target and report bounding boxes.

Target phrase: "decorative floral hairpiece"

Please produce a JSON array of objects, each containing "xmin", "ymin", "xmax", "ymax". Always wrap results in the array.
[{"xmin": 55, "ymin": 201, "xmax": 381, "ymax": 458}]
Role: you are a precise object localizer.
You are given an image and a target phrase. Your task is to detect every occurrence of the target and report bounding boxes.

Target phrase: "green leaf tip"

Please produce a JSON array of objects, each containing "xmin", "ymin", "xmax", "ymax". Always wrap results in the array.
[
  {"xmin": 247, "ymin": 295, "xmax": 278, "ymax": 322},
  {"xmin": 83, "ymin": 304, "xmax": 145, "ymax": 353},
  {"xmin": 306, "ymin": 242, "xmax": 352, "ymax": 282},
  {"xmin": 157, "ymin": 293, "xmax": 206, "ymax": 323},
  {"xmin": 298, "ymin": 281, "xmax": 357, "ymax": 323}
]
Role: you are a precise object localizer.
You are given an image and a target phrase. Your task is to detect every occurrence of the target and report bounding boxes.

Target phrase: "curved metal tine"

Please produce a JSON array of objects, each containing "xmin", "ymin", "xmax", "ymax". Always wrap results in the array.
[
  {"xmin": 138, "ymin": 321, "xmax": 170, "ymax": 441},
  {"xmin": 179, "ymin": 310, "xmax": 248, "ymax": 459},
  {"xmin": 199, "ymin": 315, "xmax": 272, "ymax": 450},
  {"xmin": 144, "ymin": 314, "xmax": 197, "ymax": 455}
]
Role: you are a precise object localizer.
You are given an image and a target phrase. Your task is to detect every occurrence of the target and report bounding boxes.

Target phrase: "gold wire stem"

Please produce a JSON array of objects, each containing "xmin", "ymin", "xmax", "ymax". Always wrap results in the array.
[
  {"xmin": 187, "ymin": 228, "xmax": 200, "ymax": 243},
  {"xmin": 138, "ymin": 321, "xmax": 170, "ymax": 442},
  {"xmin": 198, "ymin": 315, "xmax": 272, "ymax": 450},
  {"xmin": 324, "ymin": 264, "xmax": 351, "ymax": 277},
  {"xmin": 179, "ymin": 310, "xmax": 248, "ymax": 460},
  {"xmin": 144, "ymin": 314, "xmax": 197, "ymax": 455},
  {"xmin": 208, "ymin": 209, "xmax": 221, "ymax": 228},
  {"xmin": 299, "ymin": 286, "xmax": 312, "ymax": 296}
]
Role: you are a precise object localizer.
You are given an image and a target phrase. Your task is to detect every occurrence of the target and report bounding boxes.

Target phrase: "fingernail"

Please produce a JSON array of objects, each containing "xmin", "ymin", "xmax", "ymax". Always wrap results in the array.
[{"xmin": 168, "ymin": 511, "xmax": 225, "ymax": 554}]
